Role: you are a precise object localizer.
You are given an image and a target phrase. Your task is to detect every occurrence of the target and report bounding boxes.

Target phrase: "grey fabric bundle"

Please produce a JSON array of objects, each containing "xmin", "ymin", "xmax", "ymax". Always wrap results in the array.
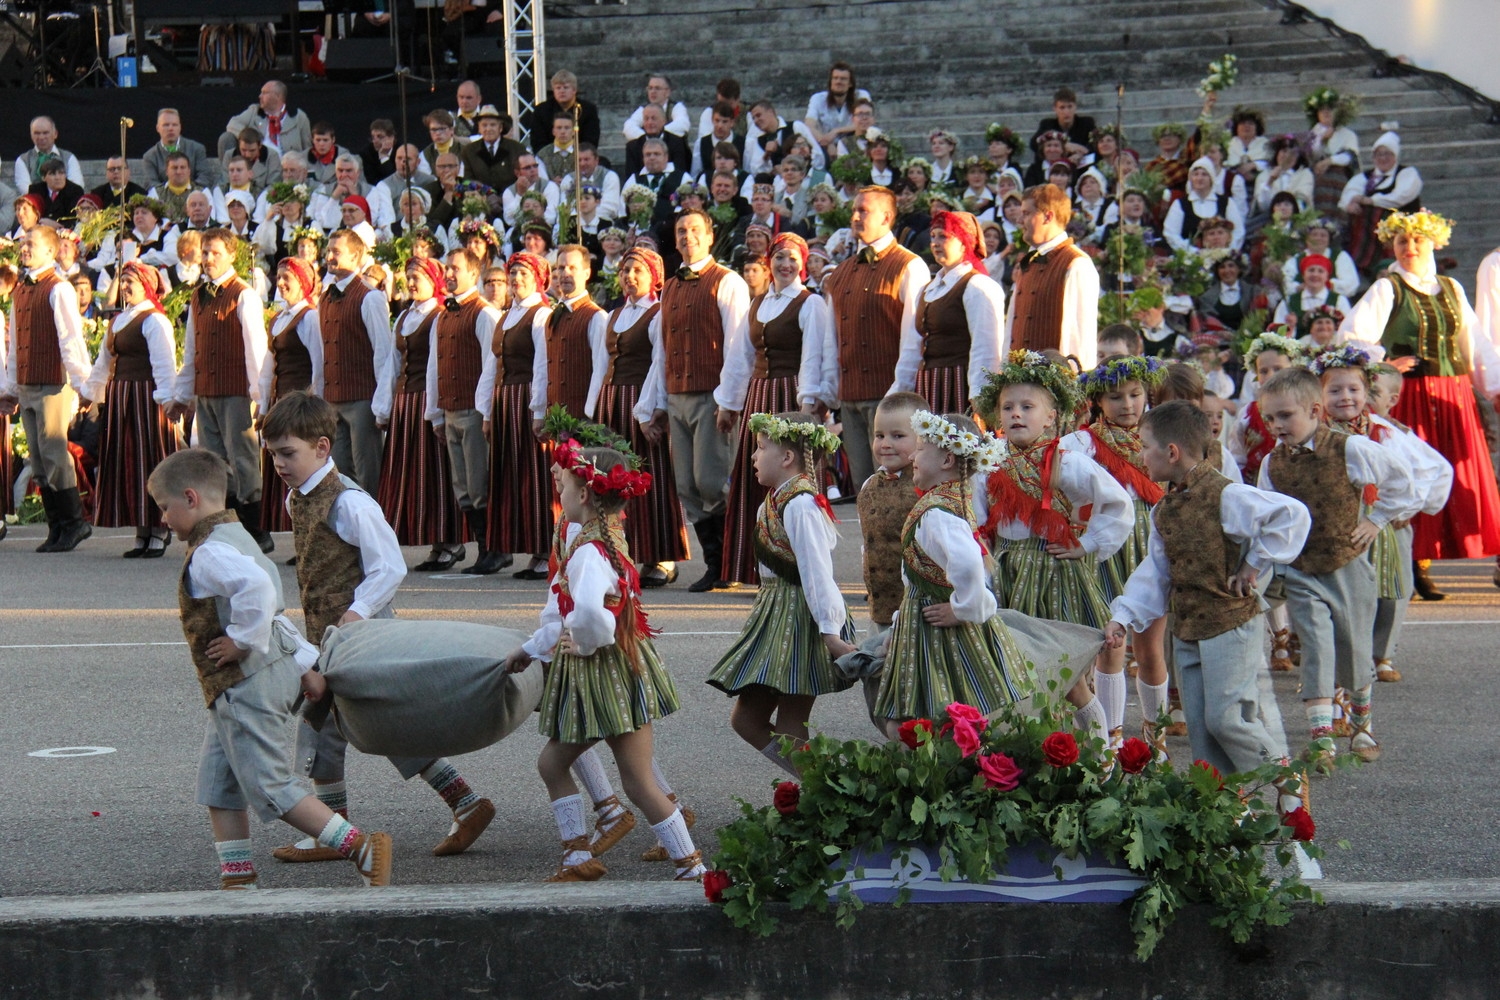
[{"xmin": 310, "ymin": 618, "xmax": 543, "ymax": 758}]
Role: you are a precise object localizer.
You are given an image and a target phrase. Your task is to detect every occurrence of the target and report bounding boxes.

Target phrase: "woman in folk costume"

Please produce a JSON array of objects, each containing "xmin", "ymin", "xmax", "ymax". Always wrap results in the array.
[
  {"xmin": 1338, "ymin": 211, "xmax": 1500, "ymax": 596},
  {"xmin": 477, "ymin": 251, "xmax": 555, "ymax": 578},
  {"xmin": 717, "ymin": 233, "xmax": 833, "ymax": 586},
  {"xmin": 1303, "ymin": 87, "xmax": 1361, "ymax": 215},
  {"xmin": 890, "ymin": 210, "xmax": 1004, "ymax": 417},
  {"xmin": 377, "ymin": 256, "xmax": 466, "ymax": 571},
  {"xmin": 583, "ymin": 245, "xmax": 691, "ymax": 588},
  {"xmin": 255, "ymin": 256, "xmax": 323, "ymax": 536},
  {"xmin": 707, "ymin": 413, "xmax": 855, "ymax": 775},
  {"xmin": 79, "ymin": 260, "xmax": 181, "ymax": 557},
  {"xmin": 252, "ymin": 181, "xmax": 319, "ymax": 271},
  {"xmin": 1062, "ymin": 355, "xmax": 1173, "ymax": 751},
  {"xmin": 1338, "ymin": 129, "xmax": 1422, "ymax": 277}
]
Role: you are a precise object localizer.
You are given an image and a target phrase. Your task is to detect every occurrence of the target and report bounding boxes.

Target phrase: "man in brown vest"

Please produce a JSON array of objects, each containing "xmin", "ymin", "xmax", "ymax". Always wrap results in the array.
[
  {"xmin": 169, "ymin": 228, "xmax": 272, "ymax": 550},
  {"xmin": 661, "ymin": 209, "xmax": 750, "ymax": 591},
  {"xmin": 1005, "ymin": 184, "xmax": 1100, "ymax": 370},
  {"xmin": 424, "ymin": 248, "xmax": 508, "ymax": 575},
  {"xmin": 818, "ymin": 185, "xmax": 927, "ymax": 490},
  {"xmin": 546, "ymin": 245, "xmax": 604, "ymax": 419},
  {"xmin": 320, "ymin": 229, "xmax": 394, "ymax": 497},
  {"xmin": 0, "ymin": 226, "xmax": 94, "ymax": 551}
]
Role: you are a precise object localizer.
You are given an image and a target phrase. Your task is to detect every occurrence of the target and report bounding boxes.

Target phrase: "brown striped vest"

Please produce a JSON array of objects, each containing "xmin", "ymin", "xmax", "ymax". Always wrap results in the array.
[
  {"xmin": 660, "ymin": 262, "xmax": 730, "ymax": 395},
  {"xmin": 821, "ymin": 241, "xmax": 916, "ymax": 402},
  {"xmin": 1010, "ymin": 238, "xmax": 1085, "ymax": 355},
  {"xmin": 12, "ymin": 271, "xmax": 66, "ymax": 386},
  {"xmin": 547, "ymin": 297, "xmax": 601, "ymax": 416},
  {"xmin": 435, "ymin": 293, "xmax": 486, "ymax": 412},
  {"xmin": 190, "ymin": 275, "xmax": 252, "ymax": 398},
  {"xmin": 318, "ymin": 279, "xmax": 377, "ymax": 404}
]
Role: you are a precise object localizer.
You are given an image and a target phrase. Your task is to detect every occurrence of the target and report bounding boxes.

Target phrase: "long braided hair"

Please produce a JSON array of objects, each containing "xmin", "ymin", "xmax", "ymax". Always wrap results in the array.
[
  {"xmin": 940, "ymin": 412, "xmax": 994, "ymax": 574},
  {"xmin": 576, "ymin": 446, "xmax": 655, "ymax": 673}
]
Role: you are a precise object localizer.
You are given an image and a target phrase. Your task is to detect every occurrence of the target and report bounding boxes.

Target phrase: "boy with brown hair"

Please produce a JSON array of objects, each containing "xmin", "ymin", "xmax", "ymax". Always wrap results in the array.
[{"xmin": 147, "ymin": 447, "xmax": 392, "ymax": 889}]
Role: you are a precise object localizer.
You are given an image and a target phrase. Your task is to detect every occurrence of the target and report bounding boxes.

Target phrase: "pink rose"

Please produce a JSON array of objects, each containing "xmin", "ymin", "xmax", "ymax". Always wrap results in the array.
[
  {"xmin": 951, "ymin": 720, "xmax": 982, "ymax": 758},
  {"xmin": 977, "ymin": 752, "xmax": 1023, "ymax": 792},
  {"xmin": 945, "ymin": 703, "xmax": 988, "ymax": 733}
]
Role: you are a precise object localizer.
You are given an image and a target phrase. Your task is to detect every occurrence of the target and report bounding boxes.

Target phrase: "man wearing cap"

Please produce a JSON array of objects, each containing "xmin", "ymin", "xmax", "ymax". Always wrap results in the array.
[
  {"xmin": 318, "ymin": 228, "xmax": 394, "ymax": 495},
  {"xmin": 91, "ymin": 156, "xmax": 148, "ymax": 210},
  {"xmin": 314, "ymin": 155, "xmax": 395, "ymax": 236},
  {"xmin": 460, "ymin": 106, "xmax": 528, "ymax": 193},
  {"xmin": 1002, "ymin": 184, "xmax": 1099, "ymax": 368},
  {"xmin": 14, "ymin": 117, "xmax": 84, "ymax": 192},
  {"xmin": 28, "ymin": 159, "xmax": 84, "ymax": 223}
]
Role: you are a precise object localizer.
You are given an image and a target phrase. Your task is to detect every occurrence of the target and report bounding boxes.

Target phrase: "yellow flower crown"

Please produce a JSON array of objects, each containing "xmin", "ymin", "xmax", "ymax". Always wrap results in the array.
[{"xmin": 1375, "ymin": 210, "xmax": 1454, "ymax": 249}]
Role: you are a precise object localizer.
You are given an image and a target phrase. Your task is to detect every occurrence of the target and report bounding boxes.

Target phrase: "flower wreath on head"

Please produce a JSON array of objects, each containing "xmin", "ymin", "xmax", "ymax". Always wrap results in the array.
[
  {"xmin": 1090, "ymin": 123, "xmax": 1127, "ymax": 147},
  {"xmin": 543, "ymin": 405, "xmax": 652, "ymax": 501},
  {"xmin": 910, "ymin": 410, "xmax": 1005, "ymax": 474},
  {"xmin": 1308, "ymin": 344, "xmax": 1371, "ymax": 377},
  {"xmin": 1302, "ymin": 87, "xmax": 1360, "ymax": 128},
  {"xmin": 976, "ymin": 349, "xmax": 1086, "ymax": 426},
  {"xmin": 1304, "ymin": 303, "xmax": 1344, "ymax": 326},
  {"xmin": 1078, "ymin": 356, "xmax": 1168, "ymax": 398},
  {"xmin": 958, "ymin": 155, "xmax": 996, "ymax": 176},
  {"xmin": 455, "ymin": 218, "xmax": 501, "ymax": 251},
  {"xmin": 125, "ymin": 193, "xmax": 169, "ymax": 220},
  {"xmin": 985, "ymin": 123, "xmax": 1022, "ymax": 152},
  {"xmin": 267, "ymin": 181, "xmax": 311, "ymax": 206},
  {"xmin": 288, "ymin": 225, "xmax": 325, "ymax": 251},
  {"xmin": 1243, "ymin": 331, "xmax": 1304, "ymax": 364},
  {"xmin": 1374, "ymin": 210, "xmax": 1454, "ymax": 249},
  {"xmin": 1151, "ymin": 122, "xmax": 1187, "ymax": 142},
  {"xmin": 747, "ymin": 412, "xmax": 841, "ymax": 455}
]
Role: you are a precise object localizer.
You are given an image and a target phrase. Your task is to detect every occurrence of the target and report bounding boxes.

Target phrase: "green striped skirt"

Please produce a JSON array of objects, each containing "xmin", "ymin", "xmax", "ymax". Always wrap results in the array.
[
  {"xmin": 1100, "ymin": 497, "xmax": 1152, "ymax": 602},
  {"xmin": 874, "ymin": 585, "xmax": 1035, "ymax": 719},
  {"xmin": 706, "ymin": 574, "xmax": 855, "ymax": 696},
  {"xmin": 539, "ymin": 639, "xmax": 680, "ymax": 743},
  {"xmin": 1374, "ymin": 523, "xmax": 1413, "ymax": 601},
  {"xmin": 993, "ymin": 535, "xmax": 1112, "ymax": 629}
]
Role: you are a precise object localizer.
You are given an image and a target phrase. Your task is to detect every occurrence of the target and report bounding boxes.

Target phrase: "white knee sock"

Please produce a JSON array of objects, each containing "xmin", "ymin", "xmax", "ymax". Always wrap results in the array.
[
  {"xmin": 760, "ymin": 739, "xmax": 800, "ymax": 777},
  {"xmin": 650, "ymin": 809, "xmax": 704, "ymax": 875},
  {"xmin": 1074, "ymin": 696, "xmax": 1108, "ymax": 744},
  {"xmin": 1095, "ymin": 670, "xmax": 1127, "ymax": 732},
  {"xmin": 650, "ymin": 757, "xmax": 676, "ymax": 798},
  {"xmin": 551, "ymin": 793, "xmax": 591, "ymax": 867},
  {"xmin": 1137, "ymin": 678, "xmax": 1169, "ymax": 729},
  {"xmin": 570, "ymin": 748, "xmax": 620, "ymax": 815}
]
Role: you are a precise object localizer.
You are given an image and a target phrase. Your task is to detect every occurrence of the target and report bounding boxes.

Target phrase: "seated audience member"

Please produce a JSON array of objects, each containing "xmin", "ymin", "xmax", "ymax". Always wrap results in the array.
[
  {"xmin": 621, "ymin": 73, "xmax": 691, "ymax": 141},
  {"xmin": 520, "ymin": 69, "xmax": 602, "ymax": 153},
  {"xmin": 219, "ymin": 79, "xmax": 312, "ymax": 157},
  {"xmin": 143, "ymin": 108, "xmax": 216, "ymax": 189},
  {"xmin": 14, "ymin": 116, "xmax": 84, "ymax": 191}
]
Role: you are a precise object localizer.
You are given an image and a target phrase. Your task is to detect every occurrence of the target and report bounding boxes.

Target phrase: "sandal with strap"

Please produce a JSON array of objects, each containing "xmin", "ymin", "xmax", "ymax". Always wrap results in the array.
[
  {"xmin": 1349, "ymin": 725, "xmax": 1382, "ymax": 763},
  {"xmin": 672, "ymin": 849, "xmax": 705, "ymax": 882},
  {"xmin": 1375, "ymin": 658, "xmax": 1402, "ymax": 683},
  {"xmin": 588, "ymin": 796, "xmax": 636, "ymax": 857},
  {"xmin": 547, "ymin": 835, "xmax": 608, "ymax": 882},
  {"xmin": 1331, "ymin": 689, "xmax": 1354, "ymax": 738},
  {"xmin": 1270, "ymin": 628, "xmax": 1294, "ymax": 672},
  {"xmin": 1142, "ymin": 720, "xmax": 1169, "ymax": 764}
]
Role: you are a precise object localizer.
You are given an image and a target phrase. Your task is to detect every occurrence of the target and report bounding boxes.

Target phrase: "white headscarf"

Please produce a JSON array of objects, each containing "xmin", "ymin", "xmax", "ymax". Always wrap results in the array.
[{"xmin": 1373, "ymin": 131, "xmax": 1400, "ymax": 162}]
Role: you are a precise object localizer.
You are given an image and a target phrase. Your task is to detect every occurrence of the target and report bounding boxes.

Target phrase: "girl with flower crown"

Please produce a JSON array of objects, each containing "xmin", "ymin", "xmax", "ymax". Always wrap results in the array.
[
  {"xmin": 972, "ymin": 352, "xmax": 1132, "ymax": 744},
  {"xmin": 502, "ymin": 436, "xmax": 705, "ymax": 884},
  {"xmin": 707, "ymin": 412, "xmax": 856, "ymax": 775},
  {"xmin": 1062, "ymin": 355, "xmax": 1173, "ymax": 752}
]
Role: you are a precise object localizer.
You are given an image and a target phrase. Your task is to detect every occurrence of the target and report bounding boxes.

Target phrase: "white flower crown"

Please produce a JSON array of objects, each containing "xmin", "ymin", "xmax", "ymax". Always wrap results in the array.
[{"xmin": 911, "ymin": 410, "xmax": 1004, "ymax": 474}]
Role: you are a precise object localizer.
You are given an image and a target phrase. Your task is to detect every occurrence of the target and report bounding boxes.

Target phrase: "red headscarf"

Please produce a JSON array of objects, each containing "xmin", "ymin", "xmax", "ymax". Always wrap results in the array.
[
  {"xmin": 931, "ymin": 210, "xmax": 987, "ymax": 272},
  {"xmin": 769, "ymin": 232, "xmax": 810, "ymax": 281},
  {"xmin": 119, "ymin": 260, "xmax": 164, "ymax": 311},
  {"xmin": 406, "ymin": 256, "xmax": 447, "ymax": 301},
  {"xmin": 506, "ymin": 251, "xmax": 550, "ymax": 292},
  {"xmin": 620, "ymin": 246, "xmax": 664, "ymax": 294},
  {"xmin": 1300, "ymin": 253, "xmax": 1333, "ymax": 275},
  {"xmin": 276, "ymin": 256, "xmax": 318, "ymax": 304},
  {"xmin": 342, "ymin": 194, "xmax": 371, "ymax": 223},
  {"xmin": 16, "ymin": 193, "xmax": 45, "ymax": 217}
]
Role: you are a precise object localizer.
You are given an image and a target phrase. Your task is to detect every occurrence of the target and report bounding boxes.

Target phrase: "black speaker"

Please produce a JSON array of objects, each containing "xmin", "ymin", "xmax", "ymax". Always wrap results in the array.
[
  {"xmin": 0, "ymin": 41, "xmax": 29, "ymax": 88},
  {"xmin": 323, "ymin": 38, "xmax": 396, "ymax": 72},
  {"xmin": 462, "ymin": 37, "xmax": 502, "ymax": 68}
]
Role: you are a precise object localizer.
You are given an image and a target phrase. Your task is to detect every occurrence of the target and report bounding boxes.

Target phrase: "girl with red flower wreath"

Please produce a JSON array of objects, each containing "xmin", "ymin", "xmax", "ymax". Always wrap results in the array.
[{"xmin": 503, "ymin": 435, "xmax": 706, "ymax": 883}]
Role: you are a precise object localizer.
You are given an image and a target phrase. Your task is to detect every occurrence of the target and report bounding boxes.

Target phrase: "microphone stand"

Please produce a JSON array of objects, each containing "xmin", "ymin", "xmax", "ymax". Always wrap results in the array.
[
  {"xmin": 113, "ymin": 116, "xmax": 134, "ymax": 313},
  {"xmin": 1114, "ymin": 82, "xmax": 1128, "ymax": 317}
]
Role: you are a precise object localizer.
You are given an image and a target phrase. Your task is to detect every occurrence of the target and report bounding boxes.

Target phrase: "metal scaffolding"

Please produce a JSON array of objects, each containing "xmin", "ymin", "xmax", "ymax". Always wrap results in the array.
[{"xmin": 502, "ymin": 0, "xmax": 547, "ymax": 143}]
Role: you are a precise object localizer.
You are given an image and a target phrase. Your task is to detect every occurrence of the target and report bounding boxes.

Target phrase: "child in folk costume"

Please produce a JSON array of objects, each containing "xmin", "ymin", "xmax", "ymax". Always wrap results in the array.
[
  {"xmin": 256, "ymin": 257, "xmax": 323, "ymax": 537},
  {"xmin": 1063, "ymin": 355, "xmax": 1173, "ymax": 752},
  {"xmin": 80, "ymin": 260, "xmax": 181, "ymax": 557},
  {"xmin": 871, "ymin": 410, "xmax": 1037, "ymax": 732},
  {"xmin": 708, "ymin": 413, "xmax": 856, "ymax": 773},
  {"xmin": 377, "ymin": 257, "xmax": 466, "ymax": 571},
  {"xmin": 503, "ymin": 437, "xmax": 706, "ymax": 882},
  {"xmin": 583, "ymin": 245, "xmax": 691, "ymax": 587},
  {"xmin": 717, "ymin": 234, "xmax": 833, "ymax": 586},
  {"xmin": 971, "ymin": 352, "xmax": 1131, "ymax": 742},
  {"xmin": 1256, "ymin": 367, "xmax": 1418, "ymax": 766},
  {"xmin": 477, "ymin": 251, "xmax": 555, "ymax": 578},
  {"xmin": 147, "ymin": 448, "xmax": 393, "ymax": 889}
]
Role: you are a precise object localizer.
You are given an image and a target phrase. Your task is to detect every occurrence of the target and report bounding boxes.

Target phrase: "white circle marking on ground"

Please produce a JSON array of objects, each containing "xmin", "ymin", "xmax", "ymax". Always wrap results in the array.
[{"xmin": 27, "ymin": 746, "xmax": 118, "ymax": 758}]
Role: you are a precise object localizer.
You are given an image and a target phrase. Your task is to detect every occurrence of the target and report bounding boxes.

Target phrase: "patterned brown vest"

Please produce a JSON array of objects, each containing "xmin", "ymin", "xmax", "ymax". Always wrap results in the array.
[
  {"xmin": 190, "ymin": 275, "xmax": 252, "ymax": 398},
  {"xmin": 605, "ymin": 303, "xmax": 657, "ymax": 388},
  {"xmin": 108, "ymin": 310, "xmax": 159, "ymax": 384},
  {"xmin": 660, "ymin": 262, "xmax": 731, "ymax": 395},
  {"xmin": 269, "ymin": 306, "xmax": 314, "ymax": 401},
  {"xmin": 435, "ymin": 293, "xmax": 487, "ymax": 412},
  {"xmin": 318, "ymin": 279, "xmax": 377, "ymax": 404},
  {"xmin": 856, "ymin": 470, "xmax": 920, "ymax": 626},
  {"xmin": 1151, "ymin": 463, "xmax": 1261, "ymax": 642},
  {"xmin": 750, "ymin": 289, "xmax": 811, "ymax": 379},
  {"xmin": 1010, "ymin": 239, "xmax": 1086, "ymax": 354},
  {"xmin": 916, "ymin": 271, "xmax": 974, "ymax": 370},
  {"xmin": 821, "ymin": 242, "xmax": 916, "ymax": 402},
  {"xmin": 547, "ymin": 297, "xmax": 600, "ymax": 415},
  {"xmin": 1267, "ymin": 426, "xmax": 1363, "ymax": 574},
  {"xmin": 290, "ymin": 470, "xmax": 366, "ymax": 646},
  {"xmin": 496, "ymin": 304, "xmax": 544, "ymax": 385},
  {"xmin": 12, "ymin": 272, "xmax": 66, "ymax": 386},
  {"xmin": 395, "ymin": 306, "xmax": 440, "ymax": 395}
]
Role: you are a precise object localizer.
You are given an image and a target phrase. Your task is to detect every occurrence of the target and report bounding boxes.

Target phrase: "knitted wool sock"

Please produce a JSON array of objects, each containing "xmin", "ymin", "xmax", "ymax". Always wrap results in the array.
[
  {"xmin": 651, "ymin": 809, "xmax": 705, "ymax": 876},
  {"xmin": 1136, "ymin": 678, "xmax": 1169, "ymax": 729},
  {"xmin": 550, "ymin": 793, "xmax": 592, "ymax": 868},
  {"xmin": 1305, "ymin": 703, "xmax": 1334, "ymax": 740},
  {"xmin": 1349, "ymin": 685, "xmax": 1374, "ymax": 734},
  {"xmin": 760, "ymin": 739, "xmax": 800, "ymax": 777},
  {"xmin": 215, "ymin": 838, "xmax": 256, "ymax": 884},
  {"xmin": 1095, "ymin": 670, "xmax": 1127, "ymax": 733},
  {"xmin": 650, "ymin": 757, "xmax": 676, "ymax": 799},
  {"xmin": 1074, "ymin": 696, "xmax": 1108, "ymax": 744},
  {"xmin": 571, "ymin": 749, "xmax": 623, "ymax": 822},
  {"xmin": 289, "ymin": 781, "xmax": 348, "ymax": 850},
  {"xmin": 316, "ymin": 814, "xmax": 367, "ymax": 870},
  {"xmin": 421, "ymin": 759, "xmax": 481, "ymax": 818}
]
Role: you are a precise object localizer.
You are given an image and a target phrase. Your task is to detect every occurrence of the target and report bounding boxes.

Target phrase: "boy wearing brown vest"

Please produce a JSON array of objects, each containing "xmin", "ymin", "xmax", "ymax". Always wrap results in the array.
[
  {"xmin": 1004, "ymin": 184, "xmax": 1099, "ymax": 370},
  {"xmin": 261, "ymin": 391, "xmax": 496, "ymax": 863},
  {"xmin": 1105, "ymin": 402, "xmax": 1309, "ymax": 780},
  {"xmin": 1255, "ymin": 368, "xmax": 1418, "ymax": 765},
  {"xmin": 319, "ymin": 228, "xmax": 395, "ymax": 496},
  {"xmin": 147, "ymin": 447, "xmax": 392, "ymax": 889},
  {"xmin": 547, "ymin": 245, "xmax": 604, "ymax": 419}
]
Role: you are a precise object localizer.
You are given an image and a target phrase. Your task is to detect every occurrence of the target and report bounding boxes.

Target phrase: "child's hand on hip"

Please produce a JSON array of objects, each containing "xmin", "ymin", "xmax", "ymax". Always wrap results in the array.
[
  {"xmin": 921, "ymin": 602, "xmax": 960, "ymax": 628},
  {"xmin": 205, "ymin": 636, "xmax": 248, "ymax": 668}
]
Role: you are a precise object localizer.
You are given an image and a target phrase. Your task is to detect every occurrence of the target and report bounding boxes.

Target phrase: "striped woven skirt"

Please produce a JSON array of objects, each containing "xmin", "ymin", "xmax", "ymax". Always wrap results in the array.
[
  {"xmin": 912, "ymin": 364, "xmax": 970, "ymax": 417},
  {"xmin": 1312, "ymin": 164, "xmax": 1353, "ymax": 216},
  {"xmin": 377, "ymin": 390, "xmax": 463, "ymax": 546},
  {"xmin": 706, "ymin": 573, "xmax": 855, "ymax": 696},
  {"xmin": 485, "ymin": 382, "xmax": 554, "ymax": 555},
  {"xmin": 1373, "ymin": 522, "xmax": 1413, "ymax": 600},
  {"xmin": 259, "ymin": 450, "xmax": 291, "ymax": 532},
  {"xmin": 92, "ymin": 380, "xmax": 179, "ymax": 528},
  {"xmin": 722, "ymin": 374, "xmax": 797, "ymax": 585},
  {"xmin": 993, "ymin": 534, "xmax": 1111, "ymax": 629},
  {"xmin": 1100, "ymin": 497, "xmax": 1152, "ymax": 601},
  {"xmin": 539, "ymin": 639, "xmax": 680, "ymax": 743},
  {"xmin": 598, "ymin": 382, "xmax": 690, "ymax": 565},
  {"xmin": 1, "ymin": 416, "xmax": 11, "ymax": 518},
  {"xmin": 873, "ymin": 584, "xmax": 1033, "ymax": 719}
]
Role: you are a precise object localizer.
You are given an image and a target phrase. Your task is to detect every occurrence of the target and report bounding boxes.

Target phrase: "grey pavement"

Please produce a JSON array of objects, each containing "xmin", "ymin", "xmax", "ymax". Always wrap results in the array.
[{"xmin": 1, "ymin": 519, "xmax": 1498, "ymax": 897}]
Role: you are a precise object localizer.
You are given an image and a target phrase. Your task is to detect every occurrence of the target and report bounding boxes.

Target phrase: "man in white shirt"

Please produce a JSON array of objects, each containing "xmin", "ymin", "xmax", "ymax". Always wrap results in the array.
[
  {"xmin": 803, "ymin": 60, "xmax": 872, "ymax": 159},
  {"xmin": 621, "ymin": 73, "xmax": 691, "ymax": 141},
  {"xmin": 377, "ymin": 144, "xmax": 435, "ymax": 216},
  {"xmin": 14, "ymin": 117, "xmax": 84, "ymax": 192},
  {"xmin": 313, "ymin": 155, "xmax": 395, "ymax": 235},
  {"xmin": 550, "ymin": 143, "xmax": 623, "ymax": 222},
  {"xmin": 745, "ymin": 100, "xmax": 826, "ymax": 176},
  {"xmin": 500, "ymin": 153, "xmax": 561, "ymax": 228},
  {"xmin": 1003, "ymin": 184, "xmax": 1100, "ymax": 368}
]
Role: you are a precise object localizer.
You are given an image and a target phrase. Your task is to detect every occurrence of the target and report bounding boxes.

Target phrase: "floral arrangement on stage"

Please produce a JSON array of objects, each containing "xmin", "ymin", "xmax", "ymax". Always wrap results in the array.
[
  {"xmin": 80, "ymin": 315, "xmax": 109, "ymax": 357},
  {"xmin": 708, "ymin": 697, "xmax": 1322, "ymax": 958},
  {"xmin": 1196, "ymin": 52, "xmax": 1239, "ymax": 99}
]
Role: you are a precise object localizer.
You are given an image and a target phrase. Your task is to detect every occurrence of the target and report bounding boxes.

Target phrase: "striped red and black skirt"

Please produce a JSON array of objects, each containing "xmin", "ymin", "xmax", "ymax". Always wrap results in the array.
[
  {"xmin": 1, "ymin": 415, "xmax": 12, "ymax": 518},
  {"xmin": 1394, "ymin": 373, "xmax": 1500, "ymax": 560},
  {"xmin": 259, "ymin": 449, "xmax": 292, "ymax": 532},
  {"xmin": 722, "ymin": 374, "xmax": 798, "ymax": 585},
  {"xmin": 913, "ymin": 364, "xmax": 970, "ymax": 417},
  {"xmin": 598, "ymin": 382, "xmax": 691, "ymax": 565},
  {"xmin": 377, "ymin": 389, "xmax": 464, "ymax": 547},
  {"xmin": 485, "ymin": 381, "xmax": 554, "ymax": 555},
  {"xmin": 93, "ymin": 380, "xmax": 179, "ymax": 528}
]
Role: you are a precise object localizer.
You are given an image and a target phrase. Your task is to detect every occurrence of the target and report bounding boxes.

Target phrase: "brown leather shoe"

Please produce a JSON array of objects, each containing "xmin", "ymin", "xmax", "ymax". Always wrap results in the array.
[
  {"xmin": 640, "ymin": 845, "xmax": 669, "ymax": 862},
  {"xmin": 547, "ymin": 836, "xmax": 608, "ymax": 881},
  {"xmin": 432, "ymin": 798, "xmax": 495, "ymax": 856},
  {"xmin": 672, "ymin": 849, "xmax": 705, "ymax": 881},
  {"xmin": 220, "ymin": 873, "xmax": 259, "ymax": 890},
  {"xmin": 353, "ymin": 831, "xmax": 393, "ymax": 886},
  {"xmin": 1375, "ymin": 659, "xmax": 1403, "ymax": 682},
  {"xmin": 271, "ymin": 843, "xmax": 346, "ymax": 863},
  {"xmin": 588, "ymin": 799, "xmax": 636, "ymax": 857}
]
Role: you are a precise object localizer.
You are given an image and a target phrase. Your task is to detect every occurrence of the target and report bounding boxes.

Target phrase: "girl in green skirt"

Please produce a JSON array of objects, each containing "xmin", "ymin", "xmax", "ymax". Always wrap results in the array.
[{"xmin": 707, "ymin": 413, "xmax": 856, "ymax": 776}]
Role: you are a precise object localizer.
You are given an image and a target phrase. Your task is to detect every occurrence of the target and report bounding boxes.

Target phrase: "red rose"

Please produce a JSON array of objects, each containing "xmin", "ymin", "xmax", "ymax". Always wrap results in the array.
[
  {"xmin": 1282, "ymin": 806, "xmax": 1316, "ymax": 842},
  {"xmin": 1117, "ymin": 737, "xmax": 1152, "ymax": 774},
  {"xmin": 1192, "ymin": 760, "xmax": 1226, "ymax": 790},
  {"xmin": 951, "ymin": 720, "xmax": 982, "ymax": 758},
  {"xmin": 976, "ymin": 752, "xmax": 1023, "ymax": 791},
  {"xmin": 898, "ymin": 719, "xmax": 933, "ymax": 749},
  {"xmin": 703, "ymin": 869, "xmax": 733, "ymax": 903},
  {"xmin": 773, "ymin": 780, "xmax": 800, "ymax": 815},
  {"xmin": 945, "ymin": 702, "xmax": 988, "ymax": 733},
  {"xmin": 1042, "ymin": 731, "xmax": 1079, "ymax": 767}
]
